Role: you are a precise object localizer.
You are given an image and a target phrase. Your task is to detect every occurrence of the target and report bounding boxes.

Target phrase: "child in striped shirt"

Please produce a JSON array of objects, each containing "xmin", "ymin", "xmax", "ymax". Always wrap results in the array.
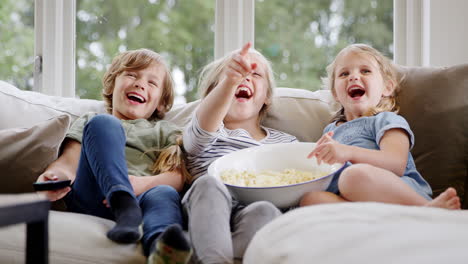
[{"xmin": 182, "ymin": 43, "xmax": 297, "ymax": 264}]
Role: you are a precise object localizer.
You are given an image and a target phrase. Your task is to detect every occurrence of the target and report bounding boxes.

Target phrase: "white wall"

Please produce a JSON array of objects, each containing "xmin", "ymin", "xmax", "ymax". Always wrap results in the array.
[
  {"xmin": 394, "ymin": 0, "xmax": 468, "ymax": 67},
  {"xmin": 429, "ymin": 0, "xmax": 468, "ymax": 67}
]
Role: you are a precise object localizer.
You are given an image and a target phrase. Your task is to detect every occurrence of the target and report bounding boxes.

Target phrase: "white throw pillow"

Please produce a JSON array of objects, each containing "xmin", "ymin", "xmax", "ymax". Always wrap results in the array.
[{"xmin": 0, "ymin": 81, "xmax": 105, "ymax": 130}]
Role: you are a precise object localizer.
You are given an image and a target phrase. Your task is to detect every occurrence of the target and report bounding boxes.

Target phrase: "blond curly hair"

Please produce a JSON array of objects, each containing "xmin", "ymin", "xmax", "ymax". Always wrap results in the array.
[{"xmin": 102, "ymin": 49, "xmax": 175, "ymax": 120}]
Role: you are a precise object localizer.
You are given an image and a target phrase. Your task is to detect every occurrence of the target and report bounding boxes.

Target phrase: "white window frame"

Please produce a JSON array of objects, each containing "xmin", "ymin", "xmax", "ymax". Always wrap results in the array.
[
  {"xmin": 393, "ymin": 0, "xmax": 431, "ymax": 66},
  {"xmin": 215, "ymin": 0, "xmax": 255, "ymax": 59},
  {"xmin": 34, "ymin": 0, "xmax": 75, "ymax": 97}
]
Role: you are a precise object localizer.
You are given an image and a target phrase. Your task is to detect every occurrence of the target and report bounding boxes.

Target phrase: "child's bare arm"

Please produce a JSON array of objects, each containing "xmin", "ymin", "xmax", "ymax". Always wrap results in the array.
[
  {"xmin": 36, "ymin": 139, "xmax": 80, "ymax": 201},
  {"xmin": 310, "ymin": 129, "xmax": 409, "ymax": 176},
  {"xmin": 196, "ymin": 42, "xmax": 254, "ymax": 132},
  {"xmin": 128, "ymin": 170, "xmax": 184, "ymax": 195}
]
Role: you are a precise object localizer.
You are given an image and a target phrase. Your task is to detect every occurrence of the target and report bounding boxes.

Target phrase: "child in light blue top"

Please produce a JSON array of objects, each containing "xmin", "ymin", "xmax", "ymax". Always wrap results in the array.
[
  {"xmin": 322, "ymin": 111, "xmax": 431, "ymax": 199},
  {"xmin": 301, "ymin": 44, "xmax": 460, "ymax": 210}
]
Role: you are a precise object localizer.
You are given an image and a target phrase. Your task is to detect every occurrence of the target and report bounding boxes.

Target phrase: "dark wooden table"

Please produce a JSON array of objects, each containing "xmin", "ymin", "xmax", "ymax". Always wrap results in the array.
[{"xmin": 0, "ymin": 193, "xmax": 50, "ymax": 264}]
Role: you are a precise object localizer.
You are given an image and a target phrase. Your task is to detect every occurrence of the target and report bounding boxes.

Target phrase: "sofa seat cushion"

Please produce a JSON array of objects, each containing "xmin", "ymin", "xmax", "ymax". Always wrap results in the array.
[
  {"xmin": 244, "ymin": 203, "xmax": 468, "ymax": 264},
  {"xmin": 0, "ymin": 210, "xmax": 145, "ymax": 264}
]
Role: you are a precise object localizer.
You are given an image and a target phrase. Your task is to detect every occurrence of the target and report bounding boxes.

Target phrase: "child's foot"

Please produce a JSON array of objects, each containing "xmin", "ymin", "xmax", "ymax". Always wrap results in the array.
[
  {"xmin": 148, "ymin": 224, "xmax": 192, "ymax": 264},
  {"xmin": 107, "ymin": 192, "xmax": 143, "ymax": 243},
  {"xmin": 426, "ymin": 187, "xmax": 461, "ymax": 210}
]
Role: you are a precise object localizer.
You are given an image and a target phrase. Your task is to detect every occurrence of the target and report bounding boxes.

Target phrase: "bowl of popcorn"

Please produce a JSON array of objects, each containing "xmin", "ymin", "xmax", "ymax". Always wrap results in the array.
[{"xmin": 207, "ymin": 142, "xmax": 347, "ymax": 208}]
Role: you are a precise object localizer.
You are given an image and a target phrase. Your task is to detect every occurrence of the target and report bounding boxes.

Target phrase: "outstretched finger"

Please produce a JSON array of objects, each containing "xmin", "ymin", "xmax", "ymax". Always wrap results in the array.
[
  {"xmin": 315, "ymin": 133, "xmax": 329, "ymax": 146},
  {"xmin": 323, "ymin": 131, "xmax": 334, "ymax": 141},
  {"xmin": 320, "ymin": 132, "xmax": 334, "ymax": 144},
  {"xmin": 240, "ymin": 42, "xmax": 251, "ymax": 57},
  {"xmin": 230, "ymin": 56, "xmax": 251, "ymax": 75},
  {"xmin": 308, "ymin": 143, "xmax": 325, "ymax": 159}
]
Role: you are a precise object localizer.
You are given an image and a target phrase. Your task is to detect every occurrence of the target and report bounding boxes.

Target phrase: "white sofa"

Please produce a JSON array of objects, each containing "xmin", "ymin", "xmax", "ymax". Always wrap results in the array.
[{"xmin": 0, "ymin": 63, "xmax": 467, "ymax": 263}]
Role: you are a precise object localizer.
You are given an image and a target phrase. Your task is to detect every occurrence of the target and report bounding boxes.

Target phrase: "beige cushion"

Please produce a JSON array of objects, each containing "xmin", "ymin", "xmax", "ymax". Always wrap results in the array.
[
  {"xmin": 0, "ymin": 115, "xmax": 70, "ymax": 193},
  {"xmin": 164, "ymin": 88, "xmax": 339, "ymax": 142},
  {"xmin": 164, "ymin": 100, "xmax": 200, "ymax": 127},
  {"xmin": 245, "ymin": 203, "xmax": 468, "ymax": 264},
  {"xmin": 264, "ymin": 88, "xmax": 339, "ymax": 142},
  {"xmin": 0, "ymin": 210, "xmax": 145, "ymax": 264},
  {"xmin": 397, "ymin": 64, "xmax": 468, "ymax": 204},
  {"xmin": 0, "ymin": 81, "xmax": 105, "ymax": 130}
]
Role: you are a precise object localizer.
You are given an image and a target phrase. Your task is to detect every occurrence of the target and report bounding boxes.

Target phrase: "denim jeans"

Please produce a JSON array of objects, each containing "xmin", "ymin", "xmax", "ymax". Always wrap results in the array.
[{"xmin": 65, "ymin": 114, "xmax": 183, "ymax": 255}]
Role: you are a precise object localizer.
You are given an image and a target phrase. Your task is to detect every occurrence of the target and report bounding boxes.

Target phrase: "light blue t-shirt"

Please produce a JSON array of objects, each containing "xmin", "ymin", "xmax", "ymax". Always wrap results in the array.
[{"xmin": 323, "ymin": 112, "xmax": 432, "ymax": 199}]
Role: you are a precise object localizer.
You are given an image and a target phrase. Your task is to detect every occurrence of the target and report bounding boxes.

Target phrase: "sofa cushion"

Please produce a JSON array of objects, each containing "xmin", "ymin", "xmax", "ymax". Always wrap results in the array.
[
  {"xmin": 397, "ymin": 64, "xmax": 468, "ymax": 205},
  {"xmin": 0, "ymin": 81, "xmax": 106, "ymax": 130},
  {"xmin": 0, "ymin": 210, "xmax": 145, "ymax": 264},
  {"xmin": 264, "ymin": 88, "xmax": 339, "ymax": 142},
  {"xmin": 0, "ymin": 115, "xmax": 70, "ymax": 193},
  {"xmin": 164, "ymin": 88, "xmax": 339, "ymax": 143},
  {"xmin": 245, "ymin": 203, "xmax": 468, "ymax": 264}
]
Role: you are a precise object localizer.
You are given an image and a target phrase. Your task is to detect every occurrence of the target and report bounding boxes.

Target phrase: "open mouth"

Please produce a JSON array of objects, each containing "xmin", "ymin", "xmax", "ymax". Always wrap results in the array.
[
  {"xmin": 348, "ymin": 86, "xmax": 366, "ymax": 98},
  {"xmin": 127, "ymin": 92, "xmax": 146, "ymax": 104},
  {"xmin": 235, "ymin": 86, "xmax": 253, "ymax": 100}
]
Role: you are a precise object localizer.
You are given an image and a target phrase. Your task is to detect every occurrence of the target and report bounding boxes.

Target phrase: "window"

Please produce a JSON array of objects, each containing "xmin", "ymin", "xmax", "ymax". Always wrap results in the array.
[
  {"xmin": 0, "ymin": 0, "xmax": 34, "ymax": 90},
  {"xmin": 76, "ymin": 0, "xmax": 215, "ymax": 103},
  {"xmin": 30, "ymin": 0, "xmax": 396, "ymax": 99},
  {"xmin": 255, "ymin": 0, "xmax": 393, "ymax": 90}
]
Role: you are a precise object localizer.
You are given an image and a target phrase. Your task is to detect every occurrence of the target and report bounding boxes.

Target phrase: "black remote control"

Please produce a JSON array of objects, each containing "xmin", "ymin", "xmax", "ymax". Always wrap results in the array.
[{"xmin": 33, "ymin": 180, "xmax": 71, "ymax": 191}]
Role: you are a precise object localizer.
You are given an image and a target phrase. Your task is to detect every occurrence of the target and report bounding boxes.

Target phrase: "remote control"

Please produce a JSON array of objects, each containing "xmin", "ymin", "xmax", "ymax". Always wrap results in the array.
[{"xmin": 33, "ymin": 180, "xmax": 71, "ymax": 191}]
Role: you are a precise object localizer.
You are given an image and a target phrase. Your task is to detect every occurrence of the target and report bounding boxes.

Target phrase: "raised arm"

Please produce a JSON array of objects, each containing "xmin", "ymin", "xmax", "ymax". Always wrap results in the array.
[
  {"xmin": 309, "ymin": 129, "xmax": 409, "ymax": 176},
  {"xmin": 36, "ymin": 139, "xmax": 81, "ymax": 201},
  {"xmin": 196, "ymin": 42, "xmax": 256, "ymax": 132}
]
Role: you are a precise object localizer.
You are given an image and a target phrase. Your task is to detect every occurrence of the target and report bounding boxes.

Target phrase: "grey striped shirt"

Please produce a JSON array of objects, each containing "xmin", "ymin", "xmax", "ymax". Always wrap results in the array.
[{"xmin": 183, "ymin": 115, "xmax": 298, "ymax": 180}]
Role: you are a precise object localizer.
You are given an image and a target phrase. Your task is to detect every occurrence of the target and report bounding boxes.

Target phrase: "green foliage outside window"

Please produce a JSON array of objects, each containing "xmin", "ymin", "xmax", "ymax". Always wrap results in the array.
[
  {"xmin": 255, "ymin": 0, "xmax": 393, "ymax": 91},
  {"xmin": 0, "ymin": 0, "xmax": 34, "ymax": 90}
]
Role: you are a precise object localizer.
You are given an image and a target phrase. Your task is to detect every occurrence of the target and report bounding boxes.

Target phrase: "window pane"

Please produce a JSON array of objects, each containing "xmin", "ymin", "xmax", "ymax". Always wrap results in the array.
[
  {"xmin": 255, "ymin": 0, "xmax": 393, "ymax": 90},
  {"xmin": 76, "ymin": 0, "xmax": 215, "ymax": 103},
  {"xmin": 0, "ymin": 0, "xmax": 34, "ymax": 90}
]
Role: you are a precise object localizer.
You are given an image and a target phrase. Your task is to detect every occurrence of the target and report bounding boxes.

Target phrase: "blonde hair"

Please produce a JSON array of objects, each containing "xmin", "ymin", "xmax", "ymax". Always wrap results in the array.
[
  {"xmin": 324, "ymin": 44, "xmax": 401, "ymax": 123},
  {"xmin": 150, "ymin": 135, "xmax": 192, "ymax": 183},
  {"xmin": 102, "ymin": 49, "xmax": 175, "ymax": 120},
  {"xmin": 198, "ymin": 48, "xmax": 276, "ymax": 122}
]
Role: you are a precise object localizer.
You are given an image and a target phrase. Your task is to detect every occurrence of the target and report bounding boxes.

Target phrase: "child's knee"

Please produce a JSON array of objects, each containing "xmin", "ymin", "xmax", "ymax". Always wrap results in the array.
[
  {"xmin": 243, "ymin": 201, "xmax": 281, "ymax": 220},
  {"xmin": 84, "ymin": 114, "xmax": 123, "ymax": 136},
  {"xmin": 87, "ymin": 114, "xmax": 120, "ymax": 128},
  {"xmin": 339, "ymin": 164, "xmax": 375, "ymax": 190},
  {"xmin": 140, "ymin": 185, "xmax": 180, "ymax": 203},
  {"xmin": 184, "ymin": 176, "xmax": 231, "ymax": 206},
  {"xmin": 192, "ymin": 176, "xmax": 228, "ymax": 195}
]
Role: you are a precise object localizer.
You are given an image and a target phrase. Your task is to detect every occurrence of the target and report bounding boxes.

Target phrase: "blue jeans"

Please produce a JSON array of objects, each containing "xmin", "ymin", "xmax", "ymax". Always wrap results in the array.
[{"xmin": 64, "ymin": 114, "xmax": 184, "ymax": 255}]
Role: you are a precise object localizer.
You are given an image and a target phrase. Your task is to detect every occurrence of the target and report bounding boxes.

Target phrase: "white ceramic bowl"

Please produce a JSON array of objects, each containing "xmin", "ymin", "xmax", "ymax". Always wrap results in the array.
[{"xmin": 207, "ymin": 142, "xmax": 347, "ymax": 208}]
